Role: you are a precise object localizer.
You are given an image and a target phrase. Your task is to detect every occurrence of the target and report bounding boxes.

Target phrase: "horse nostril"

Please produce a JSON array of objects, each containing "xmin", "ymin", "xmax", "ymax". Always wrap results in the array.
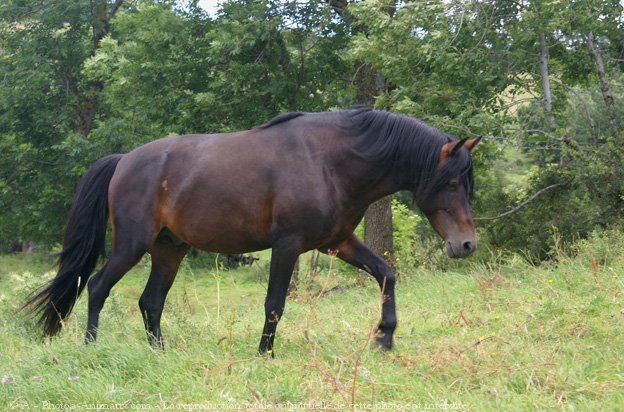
[{"xmin": 462, "ymin": 241, "xmax": 474, "ymax": 253}]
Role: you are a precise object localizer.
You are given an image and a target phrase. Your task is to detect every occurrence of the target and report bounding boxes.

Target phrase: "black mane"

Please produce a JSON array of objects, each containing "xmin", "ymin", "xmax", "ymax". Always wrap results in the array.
[{"xmin": 343, "ymin": 108, "xmax": 474, "ymax": 200}]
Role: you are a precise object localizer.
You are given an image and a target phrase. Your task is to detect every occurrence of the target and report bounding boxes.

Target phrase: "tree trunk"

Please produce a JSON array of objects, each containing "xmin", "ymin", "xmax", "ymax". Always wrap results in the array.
[
  {"xmin": 76, "ymin": 0, "xmax": 125, "ymax": 136},
  {"xmin": 364, "ymin": 195, "xmax": 394, "ymax": 258},
  {"xmin": 538, "ymin": 33, "xmax": 556, "ymax": 130},
  {"xmin": 356, "ymin": 62, "xmax": 394, "ymax": 261},
  {"xmin": 588, "ymin": 31, "xmax": 619, "ymax": 140}
]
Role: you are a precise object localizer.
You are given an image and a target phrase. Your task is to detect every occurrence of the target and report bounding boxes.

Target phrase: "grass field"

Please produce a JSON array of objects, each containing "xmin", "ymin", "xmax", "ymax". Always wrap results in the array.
[{"xmin": 1, "ymin": 233, "xmax": 623, "ymax": 411}]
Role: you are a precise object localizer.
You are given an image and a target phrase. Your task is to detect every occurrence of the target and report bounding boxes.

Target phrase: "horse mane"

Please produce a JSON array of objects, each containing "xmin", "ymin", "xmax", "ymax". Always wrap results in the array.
[
  {"xmin": 257, "ymin": 112, "xmax": 306, "ymax": 129},
  {"xmin": 255, "ymin": 108, "xmax": 473, "ymax": 199},
  {"xmin": 342, "ymin": 108, "xmax": 474, "ymax": 199}
]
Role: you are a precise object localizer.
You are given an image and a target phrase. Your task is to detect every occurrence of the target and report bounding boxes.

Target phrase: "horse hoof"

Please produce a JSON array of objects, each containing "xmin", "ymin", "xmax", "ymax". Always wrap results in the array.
[
  {"xmin": 84, "ymin": 333, "xmax": 96, "ymax": 345},
  {"xmin": 148, "ymin": 338, "xmax": 165, "ymax": 351},
  {"xmin": 257, "ymin": 349, "xmax": 275, "ymax": 359},
  {"xmin": 374, "ymin": 336, "xmax": 392, "ymax": 353}
]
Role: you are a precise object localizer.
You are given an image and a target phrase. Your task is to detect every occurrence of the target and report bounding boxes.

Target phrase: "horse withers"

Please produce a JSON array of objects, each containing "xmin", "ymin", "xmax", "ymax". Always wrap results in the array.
[{"xmin": 25, "ymin": 108, "xmax": 480, "ymax": 356}]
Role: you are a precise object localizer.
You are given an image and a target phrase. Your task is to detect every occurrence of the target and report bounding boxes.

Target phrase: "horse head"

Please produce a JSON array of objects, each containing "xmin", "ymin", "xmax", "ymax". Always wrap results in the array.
[{"xmin": 417, "ymin": 136, "xmax": 481, "ymax": 258}]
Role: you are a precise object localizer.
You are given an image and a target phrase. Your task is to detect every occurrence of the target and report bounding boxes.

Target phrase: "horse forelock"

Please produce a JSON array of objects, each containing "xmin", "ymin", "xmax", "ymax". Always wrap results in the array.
[{"xmin": 426, "ymin": 150, "xmax": 474, "ymax": 200}]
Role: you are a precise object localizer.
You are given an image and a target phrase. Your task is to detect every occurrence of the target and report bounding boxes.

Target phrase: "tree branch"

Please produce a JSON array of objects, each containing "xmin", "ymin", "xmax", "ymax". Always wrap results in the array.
[
  {"xmin": 561, "ymin": 135, "xmax": 587, "ymax": 159},
  {"xmin": 498, "ymin": 97, "xmax": 540, "ymax": 111},
  {"xmin": 109, "ymin": 0, "xmax": 125, "ymax": 20},
  {"xmin": 475, "ymin": 181, "xmax": 569, "ymax": 221},
  {"xmin": 326, "ymin": 0, "xmax": 352, "ymax": 23}
]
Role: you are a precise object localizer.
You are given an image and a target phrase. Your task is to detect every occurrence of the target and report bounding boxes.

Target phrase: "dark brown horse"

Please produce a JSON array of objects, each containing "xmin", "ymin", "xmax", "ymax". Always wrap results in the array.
[{"xmin": 26, "ymin": 108, "xmax": 480, "ymax": 356}]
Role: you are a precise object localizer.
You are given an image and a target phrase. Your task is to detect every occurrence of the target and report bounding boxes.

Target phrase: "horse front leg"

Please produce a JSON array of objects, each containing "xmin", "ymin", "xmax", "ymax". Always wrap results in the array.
[
  {"xmin": 258, "ymin": 237, "xmax": 302, "ymax": 357},
  {"xmin": 330, "ymin": 234, "xmax": 397, "ymax": 350}
]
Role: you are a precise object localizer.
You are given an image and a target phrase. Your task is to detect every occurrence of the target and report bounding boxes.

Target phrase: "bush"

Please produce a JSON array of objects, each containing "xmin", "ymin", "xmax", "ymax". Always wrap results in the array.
[
  {"xmin": 571, "ymin": 226, "xmax": 624, "ymax": 267},
  {"xmin": 391, "ymin": 199, "xmax": 421, "ymax": 276}
]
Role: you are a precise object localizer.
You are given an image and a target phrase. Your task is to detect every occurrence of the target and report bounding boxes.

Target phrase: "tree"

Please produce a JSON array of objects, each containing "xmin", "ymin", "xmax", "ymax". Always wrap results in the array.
[
  {"xmin": 0, "ymin": 0, "xmax": 128, "ymax": 245},
  {"xmin": 86, "ymin": 0, "xmax": 351, "ymax": 140},
  {"xmin": 538, "ymin": 32, "xmax": 556, "ymax": 130},
  {"xmin": 587, "ymin": 31, "xmax": 619, "ymax": 139},
  {"xmin": 486, "ymin": 0, "xmax": 624, "ymax": 257},
  {"xmin": 2, "ymin": 0, "xmax": 622, "ymax": 260}
]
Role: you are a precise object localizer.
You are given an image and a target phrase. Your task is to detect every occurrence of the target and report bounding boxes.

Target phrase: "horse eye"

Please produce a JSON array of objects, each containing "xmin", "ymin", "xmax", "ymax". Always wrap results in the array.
[{"xmin": 448, "ymin": 180, "xmax": 459, "ymax": 191}]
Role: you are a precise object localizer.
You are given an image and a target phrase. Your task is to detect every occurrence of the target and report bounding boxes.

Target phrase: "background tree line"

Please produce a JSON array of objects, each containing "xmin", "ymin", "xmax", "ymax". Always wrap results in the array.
[{"xmin": 1, "ymin": 0, "xmax": 623, "ymax": 262}]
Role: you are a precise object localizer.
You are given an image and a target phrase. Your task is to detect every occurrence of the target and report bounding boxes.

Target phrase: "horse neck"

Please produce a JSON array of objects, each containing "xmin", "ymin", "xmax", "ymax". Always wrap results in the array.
[{"xmin": 336, "ymin": 154, "xmax": 408, "ymax": 208}]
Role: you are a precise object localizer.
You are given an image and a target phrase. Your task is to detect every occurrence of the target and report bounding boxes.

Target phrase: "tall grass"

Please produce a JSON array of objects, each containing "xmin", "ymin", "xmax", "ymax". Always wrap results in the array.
[{"xmin": 1, "ymin": 232, "xmax": 623, "ymax": 411}]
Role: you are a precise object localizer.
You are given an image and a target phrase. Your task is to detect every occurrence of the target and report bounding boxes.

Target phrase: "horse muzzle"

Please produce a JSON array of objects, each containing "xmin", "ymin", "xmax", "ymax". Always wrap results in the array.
[{"xmin": 445, "ymin": 238, "xmax": 476, "ymax": 259}]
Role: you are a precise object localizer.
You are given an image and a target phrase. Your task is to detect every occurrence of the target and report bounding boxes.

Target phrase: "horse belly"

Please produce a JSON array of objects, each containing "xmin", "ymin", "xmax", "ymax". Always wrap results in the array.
[
  {"xmin": 186, "ymin": 222, "xmax": 272, "ymax": 254},
  {"xmin": 162, "ymin": 191, "xmax": 273, "ymax": 254}
]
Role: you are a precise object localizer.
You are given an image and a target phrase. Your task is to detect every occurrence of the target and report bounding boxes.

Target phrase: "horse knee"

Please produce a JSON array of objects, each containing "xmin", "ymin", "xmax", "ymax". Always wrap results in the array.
[
  {"xmin": 379, "ymin": 315, "xmax": 397, "ymax": 331},
  {"xmin": 138, "ymin": 296, "xmax": 148, "ymax": 314}
]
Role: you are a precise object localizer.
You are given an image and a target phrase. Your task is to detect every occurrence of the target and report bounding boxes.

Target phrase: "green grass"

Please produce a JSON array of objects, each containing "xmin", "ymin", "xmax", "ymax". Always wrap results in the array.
[{"xmin": 1, "ymin": 241, "xmax": 623, "ymax": 411}]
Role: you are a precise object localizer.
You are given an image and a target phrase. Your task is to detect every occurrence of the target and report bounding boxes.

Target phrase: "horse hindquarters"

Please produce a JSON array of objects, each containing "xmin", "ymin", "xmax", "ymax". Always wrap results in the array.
[{"xmin": 85, "ymin": 157, "xmax": 165, "ymax": 343}]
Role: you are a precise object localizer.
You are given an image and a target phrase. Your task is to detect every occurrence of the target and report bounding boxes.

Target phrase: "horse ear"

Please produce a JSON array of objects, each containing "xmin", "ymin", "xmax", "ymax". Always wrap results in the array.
[
  {"xmin": 450, "ymin": 137, "xmax": 468, "ymax": 156},
  {"xmin": 464, "ymin": 136, "xmax": 482, "ymax": 152},
  {"xmin": 439, "ymin": 137, "xmax": 468, "ymax": 164}
]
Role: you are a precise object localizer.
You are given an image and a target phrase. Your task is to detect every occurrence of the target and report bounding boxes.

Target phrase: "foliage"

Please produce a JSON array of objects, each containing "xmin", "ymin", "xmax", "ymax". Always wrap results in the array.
[
  {"xmin": 0, "ymin": 0, "xmax": 105, "ymax": 245},
  {"xmin": 390, "ymin": 199, "xmax": 419, "ymax": 276},
  {"xmin": 84, "ymin": 0, "xmax": 351, "ymax": 144},
  {"xmin": 0, "ymin": 0, "xmax": 352, "ymax": 246},
  {"xmin": 487, "ymin": 73, "xmax": 624, "ymax": 259},
  {"xmin": 350, "ymin": 1, "xmax": 512, "ymax": 133}
]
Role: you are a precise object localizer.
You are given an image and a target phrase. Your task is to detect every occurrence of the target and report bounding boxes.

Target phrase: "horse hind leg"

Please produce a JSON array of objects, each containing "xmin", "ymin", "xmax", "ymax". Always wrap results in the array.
[
  {"xmin": 85, "ymin": 250, "xmax": 145, "ymax": 343},
  {"xmin": 139, "ymin": 236, "xmax": 189, "ymax": 349},
  {"xmin": 85, "ymin": 217, "xmax": 152, "ymax": 344}
]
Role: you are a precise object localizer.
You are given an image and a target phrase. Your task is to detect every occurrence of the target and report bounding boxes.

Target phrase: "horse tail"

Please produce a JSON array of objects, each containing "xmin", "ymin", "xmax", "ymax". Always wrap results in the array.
[{"xmin": 24, "ymin": 154, "xmax": 123, "ymax": 336}]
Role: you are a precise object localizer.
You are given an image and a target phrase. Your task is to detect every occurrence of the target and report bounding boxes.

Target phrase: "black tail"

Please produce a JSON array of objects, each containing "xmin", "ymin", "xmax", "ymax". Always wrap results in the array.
[{"xmin": 24, "ymin": 154, "xmax": 123, "ymax": 336}]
